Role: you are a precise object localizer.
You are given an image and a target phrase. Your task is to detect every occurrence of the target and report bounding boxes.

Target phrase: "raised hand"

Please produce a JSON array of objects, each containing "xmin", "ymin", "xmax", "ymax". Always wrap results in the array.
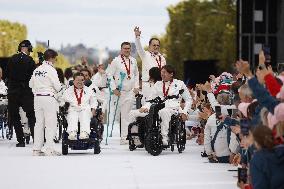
[
  {"xmin": 235, "ymin": 60, "xmax": 252, "ymax": 77},
  {"xmin": 134, "ymin": 26, "xmax": 141, "ymax": 37}
]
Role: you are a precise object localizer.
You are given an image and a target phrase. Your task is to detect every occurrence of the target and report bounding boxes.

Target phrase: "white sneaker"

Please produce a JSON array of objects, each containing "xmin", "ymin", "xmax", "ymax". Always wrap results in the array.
[
  {"xmin": 68, "ymin": 131, "xmax": 77, "ymax": 140},
  {"xmin": 79, "ymin": 131, "xmax": 89, "ymax": 140},
  {"xmin": 45, "ymin": 149, "xmax": 61, "ymax": 156},
  {"xmin": 120, "ymin": 138, "xmax": 128, "ymax": 145},
  {"xmin": 33, "ymin": 150, "xmax": 45, "ymax": 156}
]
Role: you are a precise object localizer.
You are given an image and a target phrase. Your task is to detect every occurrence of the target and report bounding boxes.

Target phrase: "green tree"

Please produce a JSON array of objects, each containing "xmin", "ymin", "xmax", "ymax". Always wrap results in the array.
[
  {"xmin": 161, "ymin": 0, "xmax": 236, "ymax": 79},
  {"xmin": 0, "ymin": 20, "xmax": 27, "ymax": 57}
]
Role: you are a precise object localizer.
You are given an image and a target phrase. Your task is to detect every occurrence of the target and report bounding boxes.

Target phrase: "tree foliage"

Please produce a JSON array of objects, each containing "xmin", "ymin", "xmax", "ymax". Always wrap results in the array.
[
  {"xmin": 0, "ymin": 20, "xmax": 27, "ymax": 57},
  {"xmin": 161, "ymin": 0, "xmax": 237, "ymax": 79}
]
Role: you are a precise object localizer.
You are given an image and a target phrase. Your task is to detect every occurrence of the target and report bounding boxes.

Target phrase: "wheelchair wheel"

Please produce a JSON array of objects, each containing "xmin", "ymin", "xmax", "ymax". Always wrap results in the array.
[
  {"xmin": 177, "ymin": 122, "xmax": 186, "ymax": 153},
  {"xmin": 25, "ymin": 136, "xmax": 30, "ymax": 144},
  {"xmin": 171, "ymin": 145, "xmax": 174, "ymax": 152},
  {"xmin": 145, "ymin": 132, "xmax": 163, "ymax": 156},
  {"xmin": 62, "ymin": 143, "xmax": 68, "ymax": 155},
  {"xmin": 94, "ymin": 141, "xmax": 101, "ymax": 154}
]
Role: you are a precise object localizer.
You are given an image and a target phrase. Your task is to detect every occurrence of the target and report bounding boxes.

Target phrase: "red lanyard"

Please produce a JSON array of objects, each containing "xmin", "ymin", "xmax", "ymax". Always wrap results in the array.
[
  {"xmin": 163, "ymin": 80, "xmax": 173, "ymax": 97},
  {"xmin": 74, "ymin": 87, "xmax": 83, "ymax": 105},
  {"xmin": 151, "ymin": 53, "xmax": 162, "ymax": 69},
  {"xmin": 121, "ymin": 55, "xmax": 131, "ymax": 77},
  {"xmin": 155, "ymin": 56, "xmax": 162, "ymax": 69}
]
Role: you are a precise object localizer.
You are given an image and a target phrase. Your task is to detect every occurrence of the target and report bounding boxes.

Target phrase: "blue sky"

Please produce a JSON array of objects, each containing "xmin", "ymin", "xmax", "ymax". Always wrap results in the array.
[{"xmin": 0, "ymin": 0, "xmax": 181, "ymax": 50}]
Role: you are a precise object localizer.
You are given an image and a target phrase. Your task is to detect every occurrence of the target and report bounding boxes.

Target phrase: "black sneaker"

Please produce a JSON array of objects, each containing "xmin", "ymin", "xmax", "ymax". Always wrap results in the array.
[{"xmin": 16, "ymin": 142, "xmax": 25, "ymax": 147}]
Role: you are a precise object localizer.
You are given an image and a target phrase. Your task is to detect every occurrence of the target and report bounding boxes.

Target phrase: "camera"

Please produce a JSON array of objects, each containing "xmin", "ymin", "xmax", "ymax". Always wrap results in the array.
[
  {"xmin": 240, "ymin": 119, "xmax": 250, "ymax": 136},
  {"xmin": 262, "ymin": 44, "xmax": 271, "ymax": 67},
  {"xmin": 277, "ymin": 63, "xmax": 284, "ymax": 74},
  {"xmin": 238, "ymin": 167, "xmax": 248, "ymax": 183}
]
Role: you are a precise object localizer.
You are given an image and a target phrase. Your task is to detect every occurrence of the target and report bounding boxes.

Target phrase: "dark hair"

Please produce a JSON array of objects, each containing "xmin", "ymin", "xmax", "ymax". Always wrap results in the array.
[
  {"xmin": 44, "ymin": 49, "xmax": 58, "ymax": 61},
  {"xmin": 149, "ymin": 38, "xmax": 160, "ymax": 46},
  {"xmin": 81, "ymin": 68, "xmax": 91, "ymax": 78},
  {"xmin": 161, "ymin": 65, "xmax": 176, "ymax": 78},
  {"xmin": 121, "ymin": 42, "xmax": 131, "ymax": 49},
  {"xmin": 149, "ymin": 67, "xmax": 162, "ymax": 83},
  {"xmin": 247, "ymin": 101, "xmax": 259, "ymax": 120},
  {"xmin": 55, "ymin": 67, "xmax": 65, "ymax": 84},
  {"xmin": 73, "ymin": 72, "xmax": 85, "ymax": 80},
  {"xmin": 64, "ymin": 67, "xmax": 73, "ymax": 80},
  {"xmin": 253, "ymin": 125, "xmax": 275, "ymax": 150}
]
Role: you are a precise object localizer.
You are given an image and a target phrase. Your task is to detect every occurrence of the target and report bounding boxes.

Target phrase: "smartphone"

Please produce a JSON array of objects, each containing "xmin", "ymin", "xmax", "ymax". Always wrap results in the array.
[
  {"xmin": 277, "ymin": 63, "xmax": 284, "ymax": 74},
  {"xmin": 227, "ymin": 109, "xmax": 233, "ymax": 117},
  {"xmin": 263, "ymin": 44, "xmax": 271, "ymax": 66},
  {"xmin": 240, "ymin": 119, "xmax": 250, "ymax": 136},
  {"xmin": 215, "ymin": 106, "xmax": 222, "ymax": 119},
  {"xmin": 238, "ymin": 167, "xmax": 248, "ymax": 183}
]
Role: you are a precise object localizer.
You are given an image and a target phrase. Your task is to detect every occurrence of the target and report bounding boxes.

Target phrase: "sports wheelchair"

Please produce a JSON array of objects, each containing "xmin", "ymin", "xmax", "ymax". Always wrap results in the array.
[
  {"xmin": 127, "ymin": 92, "xmax": 187, "ymax": 156},
  {"xmin": 61, "ymin": 103, "xmax": 103, "ymax": 155}
]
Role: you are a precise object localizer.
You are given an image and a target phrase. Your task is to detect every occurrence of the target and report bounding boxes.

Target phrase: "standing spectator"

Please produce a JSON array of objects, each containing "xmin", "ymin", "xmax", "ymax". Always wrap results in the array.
[{"xmin": 7, "ymin": 40, "xmax": 36, "ymax": 147}]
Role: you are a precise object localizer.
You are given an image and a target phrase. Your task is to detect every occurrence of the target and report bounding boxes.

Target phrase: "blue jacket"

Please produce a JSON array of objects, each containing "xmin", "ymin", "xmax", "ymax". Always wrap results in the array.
[
  {"xmin": 250, "ymin": 145, "xmax": 284, "ymax": 189},
  {"xmin": 248, "ymin": 77, "xmax": 279, "ymax": 114}
]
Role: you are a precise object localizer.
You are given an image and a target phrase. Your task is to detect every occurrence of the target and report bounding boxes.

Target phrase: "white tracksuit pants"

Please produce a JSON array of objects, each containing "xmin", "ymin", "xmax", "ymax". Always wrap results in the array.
[
  {"xmin": 128, "ymin": 107, "xmax": 176, "ymax": 138},
  {"xmin": 128, "ymin": 109, "xmax": 148, "ymax": 133},
  {"xmin": 33, "ymin": 96, "xmax": 58, "ymax": 151},
  {"xmin": 159, "ymin": 108, "xmax": 176, "ymax": 138},
  {"xmin": 117, "ymin": 91, "xmax": 135, "ymax": 139},
  {"xmin": 67, "ymin": 109, "xmax": 91, "ymax": 133}
]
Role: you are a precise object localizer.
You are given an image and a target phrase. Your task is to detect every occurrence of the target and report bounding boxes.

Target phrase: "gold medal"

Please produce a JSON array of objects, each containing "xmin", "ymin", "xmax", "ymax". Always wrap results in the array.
[{"xmin": 127, "ymin": 75, "xmax": 131, "ymax": 80}]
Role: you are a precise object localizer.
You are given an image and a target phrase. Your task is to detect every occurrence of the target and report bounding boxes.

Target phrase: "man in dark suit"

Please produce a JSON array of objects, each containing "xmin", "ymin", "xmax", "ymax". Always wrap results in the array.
[{"xmin": 7, "ymin": 40, "xmax": 36, "ymax": 147}]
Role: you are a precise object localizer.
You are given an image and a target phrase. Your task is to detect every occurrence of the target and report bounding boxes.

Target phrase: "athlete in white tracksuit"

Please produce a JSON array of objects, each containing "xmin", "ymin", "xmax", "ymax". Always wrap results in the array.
[
  {"xmin": 134, "ymin": 27, "xmax": 166, "ymax": 103},
  {"xmin": 128, "ymin": 65, "xmax": 192, "ymax": 145},
  {"xmin": 62, "ymin": 72, "xmax": 98, "ymax": 140},
  {"xmin": 107, "ymin": 42, "xmax": 139, "ymax": 144},
  {"xmin": 29, "ymin": 49, "xmax": 62, "ymax": 156},
  {"xmin": 90, "ymin": 63, "xmax": 112, "ymax": 118}
]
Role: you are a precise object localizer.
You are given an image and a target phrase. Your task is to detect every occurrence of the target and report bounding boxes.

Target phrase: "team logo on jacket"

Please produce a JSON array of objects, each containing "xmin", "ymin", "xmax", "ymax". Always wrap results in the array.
[{"xmin": 35, "ymin": 70, "xmax": 47, "ymax": 77}]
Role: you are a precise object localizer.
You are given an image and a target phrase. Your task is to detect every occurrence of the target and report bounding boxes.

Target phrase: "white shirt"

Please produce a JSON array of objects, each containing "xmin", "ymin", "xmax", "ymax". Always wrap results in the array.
[
  {"xmin": 29, "ymin": 61, "xmax": 62, "ymax": 96},
  {"xmin": 107, "ymin": 55, "xmax": 139, "ymax": 92},
  {"xmin": 204, "ymin": 114, "xmax": 239, "ymax": 157},
  {"xmin": 91, "ymin": 71, "xmax": 107, "ymax": 88},
  {"xmin": 62, "ymin": 86, "xmax": 98, "ymax": 112},
  {"xmin": 143, "ymin": 79, "xmax": 192, "ymax": 114},
  {"xmin": 0, "ymin": 80, "xmax": 7, "ymax": 95},
  {"xmin": 135, "ymin": 36, "xmax": 166, "ymax": 81}
]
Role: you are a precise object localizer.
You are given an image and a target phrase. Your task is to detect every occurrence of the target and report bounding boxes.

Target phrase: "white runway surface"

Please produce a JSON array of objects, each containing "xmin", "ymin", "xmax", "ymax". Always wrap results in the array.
[{"xmin": 0, "ymin": 124, "xmax": 238, "ymax": 189}]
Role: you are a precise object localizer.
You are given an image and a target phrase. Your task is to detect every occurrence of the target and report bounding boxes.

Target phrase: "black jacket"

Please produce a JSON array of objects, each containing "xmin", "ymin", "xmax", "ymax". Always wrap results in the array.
[{"xmin": 7, "ymin": 52, "xmax": 36, "ymax": 94}]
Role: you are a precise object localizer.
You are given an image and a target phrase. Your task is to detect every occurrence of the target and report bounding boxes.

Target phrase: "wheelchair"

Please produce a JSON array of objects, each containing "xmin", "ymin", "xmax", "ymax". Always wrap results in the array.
[
  {"xmin": 0, "ymin": 95, "xmax": 9, "ymax": 139},
  {"xmin": 54, "ymin": 107, "xmax": 64, "ymax": 143},
  {"xmin": 61, "ymin": 103, "xmax": 102, "ymax": 155},
  {"xmin": 127, "ymin": 93, "xmax": 148, "ymax": 151},
  {"xmin": 144, "ymin": 95, "xmax": 187, "ymax": 156}
]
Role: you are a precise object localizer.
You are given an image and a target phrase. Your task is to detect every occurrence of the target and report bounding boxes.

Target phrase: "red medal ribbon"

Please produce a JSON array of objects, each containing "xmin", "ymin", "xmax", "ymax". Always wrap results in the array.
[
  {"xmin": 121, "ymin": 55, "xmax": 131, "ymax": 77},
  {"xmin": 155, "ymin": 55, "xmax": 162, "ymax": 70},
  {"xmin": 74, "ymin": 87, "xmax": 83, "ymax": 105},
  {"xmin": 163, "ymin": 80, "xmax": 173, "ymax": 97}
]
